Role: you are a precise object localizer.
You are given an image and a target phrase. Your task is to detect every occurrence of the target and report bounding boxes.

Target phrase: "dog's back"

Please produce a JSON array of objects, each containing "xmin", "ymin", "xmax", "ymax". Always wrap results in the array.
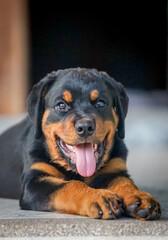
[{"xmin": 0, "ymin": 117, "xmax": 30, "ymax": 199}]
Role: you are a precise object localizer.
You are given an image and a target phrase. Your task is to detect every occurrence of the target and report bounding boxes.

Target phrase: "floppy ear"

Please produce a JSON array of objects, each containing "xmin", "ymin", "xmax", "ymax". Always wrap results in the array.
[
  {"xmin": 114, "ymin": 82, "xmax": 129, "ymax": 139},
  {"xmin": 100, "ymin": 72, "xmax": 129, "ymax": 139},
  {"xmin": 27, "ymin": 72, "xmax": 56, "ymax": 138}
]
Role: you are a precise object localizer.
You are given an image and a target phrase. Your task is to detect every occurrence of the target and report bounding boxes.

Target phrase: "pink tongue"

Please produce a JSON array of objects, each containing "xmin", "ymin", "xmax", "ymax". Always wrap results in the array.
[{"xmin": 73, "ymin": 143, "xmax": 96, "ymax": 177}]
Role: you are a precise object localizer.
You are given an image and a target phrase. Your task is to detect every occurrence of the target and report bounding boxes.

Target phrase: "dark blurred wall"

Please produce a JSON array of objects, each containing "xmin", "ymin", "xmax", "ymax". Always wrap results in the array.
[{"xmin": 28, "ymin": 1, "xmax": 167, "ymax": 89}]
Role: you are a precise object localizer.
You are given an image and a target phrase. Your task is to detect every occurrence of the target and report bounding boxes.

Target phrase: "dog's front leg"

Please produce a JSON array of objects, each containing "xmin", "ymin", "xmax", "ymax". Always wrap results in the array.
[
  {"xmin": 89, "ymin": 157, "xmax": 161, "ymax": 220},
  {"xmin": 20, "ymin": 163, "xmax": 122, "ymax": 219},
  {"xmin": 107, "ymin": 175, "xmax": 161, "ymax": 220}
]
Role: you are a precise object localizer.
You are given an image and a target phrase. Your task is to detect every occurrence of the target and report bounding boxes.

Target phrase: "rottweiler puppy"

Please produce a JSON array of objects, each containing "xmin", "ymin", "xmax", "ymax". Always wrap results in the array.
[{"xmin": 0, "ymin": 68, "xmax": 161, "ymax": 220}]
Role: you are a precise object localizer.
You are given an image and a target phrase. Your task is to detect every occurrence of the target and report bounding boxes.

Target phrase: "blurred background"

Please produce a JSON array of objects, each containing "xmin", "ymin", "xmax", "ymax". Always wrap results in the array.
[{"xmin": 0, "ymin": 0, "xmax": 167, "ymax": 192}]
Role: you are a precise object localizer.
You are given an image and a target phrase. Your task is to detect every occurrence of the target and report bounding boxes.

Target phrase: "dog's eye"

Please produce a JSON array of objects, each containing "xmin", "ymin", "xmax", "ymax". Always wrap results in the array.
[
  {"xmin": 55, "ymin": 102, "xmax": 69, "ymax": 112},
  {"xmin": 95, "ymin": 99, "xmax": 105, "ymax": 108}
]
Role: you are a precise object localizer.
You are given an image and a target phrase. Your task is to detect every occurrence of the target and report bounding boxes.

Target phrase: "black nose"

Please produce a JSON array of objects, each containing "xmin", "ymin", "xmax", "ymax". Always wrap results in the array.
[{"xmin": 75, "ymin": 119, "xmax": 95, "ymax": 137}]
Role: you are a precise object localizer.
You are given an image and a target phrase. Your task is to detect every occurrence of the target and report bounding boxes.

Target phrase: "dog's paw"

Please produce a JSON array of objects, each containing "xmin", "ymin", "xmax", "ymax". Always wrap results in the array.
[
  {"xmin": 85, "ymin": 189, "xmax": 123, "ymax": 219},
  {"xmin": 123, "ymin": 190, "xmax": 161, "ymax": 220}
]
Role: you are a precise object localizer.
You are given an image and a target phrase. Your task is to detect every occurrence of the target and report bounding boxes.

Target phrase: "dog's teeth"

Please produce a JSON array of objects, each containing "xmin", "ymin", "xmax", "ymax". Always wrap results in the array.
[
  {"xmin": 66, "ymin": 144, "xmax": 73, "ymax": 151},
  {"xmin": 93, "ymin": 144, "xmax": 98, "ymax": 150}
]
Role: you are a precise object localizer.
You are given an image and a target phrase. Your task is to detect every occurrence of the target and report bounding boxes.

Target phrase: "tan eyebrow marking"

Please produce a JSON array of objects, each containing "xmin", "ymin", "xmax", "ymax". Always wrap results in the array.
[
  {"xmin": 63, "ymin": 90, "xmax": 72, "ymax": 102},
  {"xmin": 90, "ymin": 89, "xmax": 99, "ymax": 101}
]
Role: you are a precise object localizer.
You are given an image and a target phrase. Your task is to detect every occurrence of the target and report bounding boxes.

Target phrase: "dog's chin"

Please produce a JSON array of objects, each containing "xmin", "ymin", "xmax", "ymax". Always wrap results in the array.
[{"xmin": 57, "ymin": 137, "xmax": 106, "ymax": 177}]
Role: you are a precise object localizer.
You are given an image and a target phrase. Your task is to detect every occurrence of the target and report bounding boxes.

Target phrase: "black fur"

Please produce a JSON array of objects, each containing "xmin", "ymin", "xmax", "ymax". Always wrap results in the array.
[
  {"xmin": 89, "ymin": 170, "xmax": 130, "ymax": 189},
  {"xmin": 20, "ymin": 169, "xmax": 66, "ymax": 211}
]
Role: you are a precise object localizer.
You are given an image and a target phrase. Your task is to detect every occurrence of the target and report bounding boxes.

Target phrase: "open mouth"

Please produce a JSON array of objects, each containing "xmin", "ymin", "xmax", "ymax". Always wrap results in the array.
[{"xmin": 57, "ymin": 138, "xmax": 105, "ymax": 177}]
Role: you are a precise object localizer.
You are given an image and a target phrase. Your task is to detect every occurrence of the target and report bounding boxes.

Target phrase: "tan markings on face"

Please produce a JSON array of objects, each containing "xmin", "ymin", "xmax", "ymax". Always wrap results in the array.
[
  {"xmin": 93, "ymin": 108, "xmax": 118, "ymax": 164},
  {"xmin": 42, "ymin": 108, "xmax": 118, "ymax": 172},
  {"xmin": 31, "ymin": 162, "xmax": 65, "ymax": 178},
  {"xmin": 63, "ymin": 90, "xmax": 72, "ymax": 102},
  {"xmin": 42, "ymin": 110, "xmax": 78, "ymax": 170},
  {"xmin": 90, "ymin": 89, "xmax": 99, "ymax": 101},
  {"xmin": 102, "ymin": 109, "xmax": 119, "ymax": 162}
]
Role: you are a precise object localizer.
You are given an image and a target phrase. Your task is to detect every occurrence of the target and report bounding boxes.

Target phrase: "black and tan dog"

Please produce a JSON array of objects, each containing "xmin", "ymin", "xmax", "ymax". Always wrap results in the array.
[{"xmin": 0, "ymin": 68, "xmax": 161, "ymax": 220}]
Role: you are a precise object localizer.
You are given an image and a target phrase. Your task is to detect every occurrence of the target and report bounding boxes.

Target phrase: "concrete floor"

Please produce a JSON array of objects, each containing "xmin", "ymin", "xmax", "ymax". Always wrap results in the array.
[{"xmin": 0, "ymin": 193, "xmax": 168, "ymax": 238}]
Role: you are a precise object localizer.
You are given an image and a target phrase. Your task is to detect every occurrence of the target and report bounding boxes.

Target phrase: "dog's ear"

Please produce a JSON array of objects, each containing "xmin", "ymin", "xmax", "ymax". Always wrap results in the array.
[
  {"xmin": 27, "ymin": 72, "xmax": 56, "ymax": 138},
  {"xmin": 100, "ymin": 72, "xmax": 129, "ymax": 139},
  {"xmin": 114, "ymin": 82, "xmax": 129, "ymax": 139}
]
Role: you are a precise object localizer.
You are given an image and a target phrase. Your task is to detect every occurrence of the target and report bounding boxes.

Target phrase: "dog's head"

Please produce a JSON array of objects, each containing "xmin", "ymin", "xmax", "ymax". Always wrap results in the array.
[{"xmin": 28, "ymin": 68, "xmax": 128, "ymax": 177}]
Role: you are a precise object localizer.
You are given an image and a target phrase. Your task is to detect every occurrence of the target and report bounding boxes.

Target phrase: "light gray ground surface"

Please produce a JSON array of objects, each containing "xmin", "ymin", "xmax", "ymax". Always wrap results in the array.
[{"xmin": 0, "ymin": 190, "xmax": 167, "ymax": 238}]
